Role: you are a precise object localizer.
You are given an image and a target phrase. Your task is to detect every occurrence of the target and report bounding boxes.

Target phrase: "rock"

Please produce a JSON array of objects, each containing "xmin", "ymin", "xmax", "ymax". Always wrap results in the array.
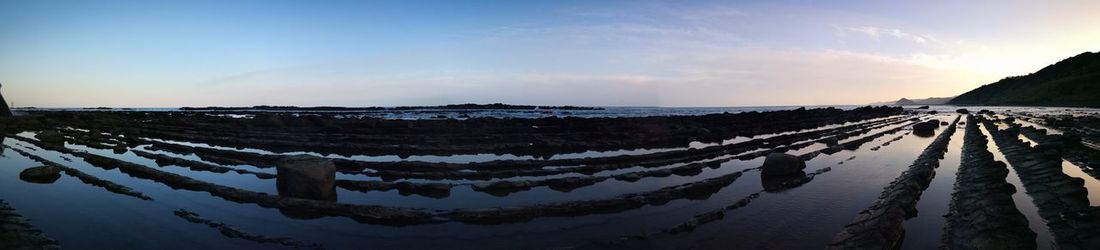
[
  {"xmin": 929, "ymin": 110, "xmax": 938, "ymax": 114},
  {"xmin": 35, "ymin": 130, "xmax": 65, "ymax": 144},
  {"xmin": 956, "ymin": 109, "xmax": 969, "ymax": 114},
  {"xmin": 396, "ymin": 183, "xmax": 452, "ymax": 198},
  {"xmin": 820, "ymin": 136, "xmax": 840, "ymax": 146},
  {"xmin": 546, "ymin": 177, "xmax": 599, "ymax": 192},
  {"xmin": 275, "ymin": 156, "xmax": 336, "ymax": 201},
  {"xmin": 760, "ymin": 153, "xmax": 806, "ymax": 177},
  {"xmin": 112, "ymin": 144, "xmax": 128, "ymax": 154},
  {"xmin": 616, "ymin": 173, "xmax": 643, "ymax": 182},
  {"xmin": 940, "ymin": 121, "xmax": 948, "ymax": 125},
  {"xmin": 19, "ymin": 165, "xmax": 61, "ymax": 184},
  {"xmin": 1004, "ymin": 117, "xmax": 1016, "ymax": 124},
  {"xmin": 917, "ymin": 106, "xmax": 930, "ymax": 109},
  {"xmin": 913, "ymin": 121, "xmax": 937, "ymax": 137}
]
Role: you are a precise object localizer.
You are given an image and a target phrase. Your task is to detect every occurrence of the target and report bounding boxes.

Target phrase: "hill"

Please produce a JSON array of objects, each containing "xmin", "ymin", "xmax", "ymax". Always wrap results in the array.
[
  {"xmin": 870, "ymin": 97, "xmax": 953, "ymax": 106},
  {"xmin": 948, "ymin": 51, "xmax": 1100, "ymax": 107}
]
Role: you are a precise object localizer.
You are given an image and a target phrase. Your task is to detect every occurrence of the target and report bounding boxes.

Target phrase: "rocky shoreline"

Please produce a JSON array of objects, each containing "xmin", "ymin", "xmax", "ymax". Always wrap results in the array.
[
  {"xmin": 941, "ymin": 115, "xmax": 1036, "ymax": 249},
  {"xmin": 828, "ymin": 115, "xmax": 960, "ymax": 249},
  {"xmin": 981, "ymin": 116, "xmax": 1100, "ymax": 248},
  {"xmin": 14, "ymin": 106, "xmax": 903, "ymax": 157}
]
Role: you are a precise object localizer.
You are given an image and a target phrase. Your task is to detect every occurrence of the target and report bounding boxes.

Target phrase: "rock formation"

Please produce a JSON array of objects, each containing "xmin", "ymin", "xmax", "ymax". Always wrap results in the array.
[
  {"xmin": 19, "ymin": 165, "xmax": 61, "ymax": 184},
  {"xmin": 276, "ymin": 156, "xmax": 337, "ymax": 202},
  {"xmin": 760, "ymin": 153, "xmax": 806, "ymax": 177},
  {"xmin": 0, "ymin": 83, "xmax": 11, "ymax": 117}
]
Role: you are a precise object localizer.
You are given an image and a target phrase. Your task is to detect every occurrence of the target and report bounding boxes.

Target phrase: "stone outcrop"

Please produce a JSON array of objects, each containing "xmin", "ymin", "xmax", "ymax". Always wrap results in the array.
[
  {"xmin": 941, "ymin": 115, "xmax": 1036, "ymax": 249},
  {"xmin": 982, "ymin": 117, "xmax": 1100, "ymax": 248},
  {"xmin": 760, "ymin": 153, "xmax": 806, "ymax": 177},
  {"xmin": 0, "ymin": 83, "xmax": 11, "ymax": 117},
  {"xmin": 276, "ymin": 156, "xmax": 337, "ymax": 201},
  {"xmin": 19, "ymin": 165, "xmax": 61, "ymax": 184}
]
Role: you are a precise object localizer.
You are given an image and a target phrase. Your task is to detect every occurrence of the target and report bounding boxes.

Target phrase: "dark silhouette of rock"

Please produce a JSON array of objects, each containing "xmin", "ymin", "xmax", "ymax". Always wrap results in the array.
[
  {"xmin": 913, "ymin": 121, "xmax": 938, "ymax": 137},
  {"xmin": 19, "ymin": 165, "xmax": 61, "ymax": 184},
  {"xmin": 760, "ymin": 153, "xmax": 806, "ymax": 177},
  {"xmin": 956, "ymin": 108, "xmax": 969, "ymax": 114},
  {"xmin": 35, "ymin": 130, "xmax": 65, "ymax": 144},
  {"xmin": 276, "ymin": 156, "xmax": 336, "ymax": 202},
  {"xmin": 0, "ymin": 83, "xmax": 12, "ymax": 117}
]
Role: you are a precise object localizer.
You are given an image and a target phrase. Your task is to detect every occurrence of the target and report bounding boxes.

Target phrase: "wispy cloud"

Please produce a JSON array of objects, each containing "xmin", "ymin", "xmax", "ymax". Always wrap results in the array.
[{"xmin": 834, "ymin": 25, "xmax": 942, "ymax": 45}]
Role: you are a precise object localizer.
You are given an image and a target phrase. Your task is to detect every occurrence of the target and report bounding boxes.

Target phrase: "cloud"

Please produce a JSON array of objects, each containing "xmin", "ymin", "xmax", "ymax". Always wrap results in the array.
[{"xmin": 835, "ymin": 25, "xmax": 941, "ymax": 46}]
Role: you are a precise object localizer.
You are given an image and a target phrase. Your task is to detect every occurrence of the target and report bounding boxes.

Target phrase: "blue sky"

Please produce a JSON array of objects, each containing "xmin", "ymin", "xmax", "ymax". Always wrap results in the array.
[{"xmin": 1, "ymin": 0, "xmax": 1098, "ymax": 107}]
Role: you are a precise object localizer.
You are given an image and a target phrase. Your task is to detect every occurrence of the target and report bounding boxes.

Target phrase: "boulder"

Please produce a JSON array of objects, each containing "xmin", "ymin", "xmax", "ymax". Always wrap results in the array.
[
  {"xmin": 761, "ymin": 153, "xmax": 806, "ymax": 177},
  {"xmin": 956, "ymin": 109, "xmax": 969, "ymax": 114},
  {"xmin": 275, "ymin": 156, "xmax": 336, "ymax": 201},
  {"xmin": 913, "ymin": 121, "xmax": 937, "ymax": 137},
  {"xmin": 917, "ymin": 106, "xmax": 930, "ymax": 109},
  {"xmin": 20, "ymin": 165, "xmax": 61, "ymax": 184}
]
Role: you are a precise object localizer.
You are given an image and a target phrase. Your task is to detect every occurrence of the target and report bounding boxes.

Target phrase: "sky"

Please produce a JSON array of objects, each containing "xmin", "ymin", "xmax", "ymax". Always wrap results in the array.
[{"xmin": 1, "ymin": 0, "xmax": 1098, "ymax": 107}]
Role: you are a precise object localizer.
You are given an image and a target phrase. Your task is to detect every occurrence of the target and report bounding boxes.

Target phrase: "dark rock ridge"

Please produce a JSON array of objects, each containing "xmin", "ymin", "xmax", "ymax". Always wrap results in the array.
[
  {"xmin": 981, "ymin": 117, "xmax": 1100, "ymax": 248},
  {"xmin": 941, "ymin": 115, "xmax": 1036, "ymax": 249},
  {"xmin": 0, "ymin": 84, "xmax": 10, "ymax": 117},
  {"xmin": 602, "ymin": 119, "xmax": 921, "ymax": 245},
  {"xmin": 173, "ymin": 209, "xmax": 323, "ymax": 249},
  {"xmin": 0, "ymin": 200, "xmax": 58, "ymax": 249},
  {"xmin": 16, "ymin": 106, "xmax": 903, "ymax": 157},
  {"xmin": 5, "ymin": 144, "xmax": 153, "ymax": 200},
  {"xmin": 949, "ymin": 51, "xmax": 1100, "ymax": 107},
  {"xmin": 829, "ymin": 115, "xmax": 960, "ymax": 249}
]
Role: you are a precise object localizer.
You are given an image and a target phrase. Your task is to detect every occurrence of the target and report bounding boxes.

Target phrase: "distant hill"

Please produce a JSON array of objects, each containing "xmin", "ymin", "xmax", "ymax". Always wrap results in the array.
[
  {"xmin": 949, "ymin": 51, "xmax": 1100, "ymax": 107},
  {"xmin": 871, "ymin": 97, "xmax": 953, "ymax": 106}
]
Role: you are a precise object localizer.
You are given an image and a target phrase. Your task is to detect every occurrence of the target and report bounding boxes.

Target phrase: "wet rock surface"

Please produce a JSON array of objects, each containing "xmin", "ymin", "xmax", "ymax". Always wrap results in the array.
[
  {"xmin": 5, "ymin": 144, "xmax": 153, "ymax": 200},
  {"xmin": 828, "ymin": 115, "xmax": 960, "ymax": 249},
  {"xmin": 1, "ymin": 106, "xmax": 995, "ymax": 248},
  {"xmin": 941, "ymin": 115, "xmax": 1036, "ymax": 249},
  {"xmin": 14, "ymin": 106, "xmax": 903, "ymax": 157},
  {"xmin": 982, "ymin": 117, "xmax": 1100, "ymax": 248},
  {"xmin": 276, "ymin": 156, "xmax": 337, "ymax": 201}
]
